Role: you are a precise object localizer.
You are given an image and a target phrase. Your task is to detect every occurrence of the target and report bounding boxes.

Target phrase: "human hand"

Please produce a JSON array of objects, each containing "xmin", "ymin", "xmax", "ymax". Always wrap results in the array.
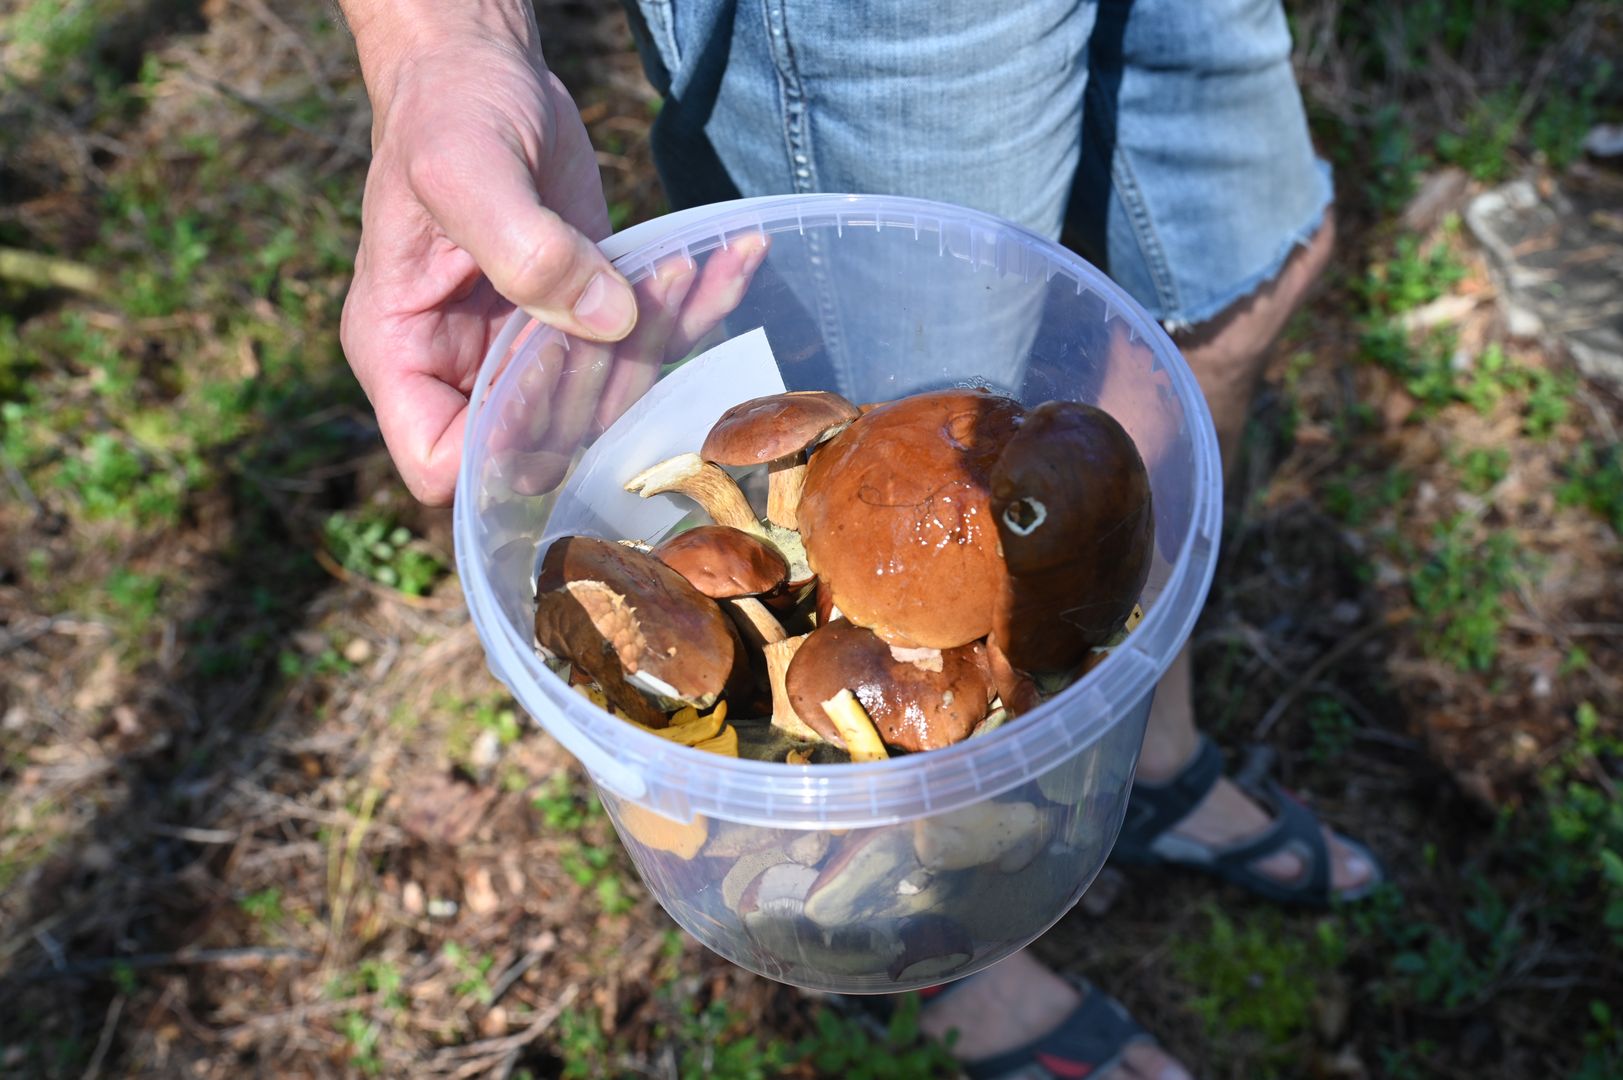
[{"xmin": 338, "ymin": 1, "xmax": 636, "ymax": 505}]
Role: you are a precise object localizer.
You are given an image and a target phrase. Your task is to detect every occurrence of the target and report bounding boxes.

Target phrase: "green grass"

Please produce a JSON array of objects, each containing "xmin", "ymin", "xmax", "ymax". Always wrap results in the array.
[
  {"xmin": 1409, "ymin": 517, "xmax": 1527, "ymax": 672},
  {"xmin": 1170, "ymin": 905, "xmax": 1345, "ymax": 1075}
]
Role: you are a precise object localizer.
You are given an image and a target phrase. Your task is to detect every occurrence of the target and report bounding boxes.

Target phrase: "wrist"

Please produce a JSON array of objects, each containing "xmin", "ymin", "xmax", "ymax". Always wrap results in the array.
[{"xmin": 341, "ymin": 0, "xmax": 541, "ymax": 114}]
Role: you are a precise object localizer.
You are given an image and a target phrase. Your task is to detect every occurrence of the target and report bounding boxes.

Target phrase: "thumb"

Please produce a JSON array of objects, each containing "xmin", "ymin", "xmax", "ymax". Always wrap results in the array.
[{"xmin": 410, "ymin": 147, "xmax": 637, "ymax": 342}]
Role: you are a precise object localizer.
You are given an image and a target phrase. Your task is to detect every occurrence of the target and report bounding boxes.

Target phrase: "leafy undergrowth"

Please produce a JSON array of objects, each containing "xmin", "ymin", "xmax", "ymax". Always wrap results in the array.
[{"xmin": 1, "ymin": 1, "xmax": 1620, "ymax": 1078}]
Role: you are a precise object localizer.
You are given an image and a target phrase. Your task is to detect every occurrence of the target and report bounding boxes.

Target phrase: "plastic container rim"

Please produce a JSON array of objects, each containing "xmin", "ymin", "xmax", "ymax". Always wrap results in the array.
[{"xmin": 453, "ymin": 193, "xmax": 1223, "ymax": 827}]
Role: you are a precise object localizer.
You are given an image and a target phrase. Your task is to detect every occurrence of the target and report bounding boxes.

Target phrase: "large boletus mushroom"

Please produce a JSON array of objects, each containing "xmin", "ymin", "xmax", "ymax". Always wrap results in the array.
[
  {"xmin": 534, "ymin": 536, "xmax": 742, "ymax": 728},
  {"xmin": 988, "ymin": 400, "xmax": 1153, "ymax": 673},
  {"xmin": 799, "ymin": 389, "xmax": 1153, "ymax": 673},
  {"xmin": 701, "ymin": 390, "xmax": 860, "ymax": 530},
  {"xmin": 797, "ymin": 390, "xmax": 1025, "ymax": 649},
  {"xmin": 785, "ymin": 618, "xmax": 996, "ymax": 753}
]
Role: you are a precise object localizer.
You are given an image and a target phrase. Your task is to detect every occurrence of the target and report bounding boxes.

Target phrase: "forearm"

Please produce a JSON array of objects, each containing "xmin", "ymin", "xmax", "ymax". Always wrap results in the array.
[{"xmin": 336, "ymin": 0, "xmax": 542, "ymax": 112}]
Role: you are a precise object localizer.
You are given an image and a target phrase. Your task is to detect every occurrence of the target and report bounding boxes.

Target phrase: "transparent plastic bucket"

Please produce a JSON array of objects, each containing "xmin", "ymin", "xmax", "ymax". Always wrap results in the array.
[{"xmin": 454, "ymin": 194, "xmax": 1222, "ymax": 993}]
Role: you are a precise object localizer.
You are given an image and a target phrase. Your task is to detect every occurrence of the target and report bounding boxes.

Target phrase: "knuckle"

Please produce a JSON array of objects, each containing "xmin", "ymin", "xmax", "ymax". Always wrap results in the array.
[{"xmin": 502, "ymin": 225, "xmax": 581, "ymax": 307}]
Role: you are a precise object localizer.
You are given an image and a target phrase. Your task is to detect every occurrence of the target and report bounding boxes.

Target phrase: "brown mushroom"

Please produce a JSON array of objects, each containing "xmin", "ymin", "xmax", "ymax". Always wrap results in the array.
[
  {"xmin": 652, "ymin": 524, "xmax": 789, "ymax": 599},
  {"xmin": 701, "ymin": 391, "xmax": 860, "ymax": 530},
  {"xmin": 889, "ymin": 915, "xmax": 975, "ymax": 982},
  {"xmin": 988, "ymin": 400, "xmax": 1153, "ymax": 673},
  {"xmin": 534, "ymin": 536, "xmax": 739, "ymax": 727},
  {"xmin": 797, "ymin": 389, "xmax": 1025, "ymax": 649},
  {"xmin": 984, "ymin": 636, "xmax": 1041, "ymax": 717},
  {"xmin": 785, "ymin": 619, "xmax": 996, "ymax": 753}
]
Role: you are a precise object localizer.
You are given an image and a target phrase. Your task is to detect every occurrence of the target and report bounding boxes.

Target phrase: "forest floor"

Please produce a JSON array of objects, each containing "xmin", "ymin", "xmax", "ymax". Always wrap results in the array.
[{"xmin": 1, "ymin": 1, "xmax": 1620, "ymax": 1077}]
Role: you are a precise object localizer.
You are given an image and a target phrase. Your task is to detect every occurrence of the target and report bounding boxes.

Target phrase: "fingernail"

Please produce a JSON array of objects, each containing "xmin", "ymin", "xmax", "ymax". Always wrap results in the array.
[
  {"xmin": 1344, "ymin": 853, "xmax": 1371, "ymax": 882},
  {"xmin": 742, "ymin": 243, "xmax": 767, "ymax": 275},
  {"xmin": 1161, "ymin": 1066, "xmax": 1191, "ymax": 1080},
  {"xmin": 573, "ymin": 272, "xmax": 637, "ymax": 338}
]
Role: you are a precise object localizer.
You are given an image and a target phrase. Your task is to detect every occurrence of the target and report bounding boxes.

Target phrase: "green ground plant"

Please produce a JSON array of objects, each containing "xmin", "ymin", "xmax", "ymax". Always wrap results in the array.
[
  {"xmin": 1558, "ymin": 442, "xmax": 1623, "ymax": 532},
  {"xmin": 1170, "ymin": 904, "xmax": 1345, "ymax": 1075},
  {"xmin": 324, "ymin": 511, "xmax": 446, "ymax": 595},
  {"xmin": 1409, "ymin": 517, "xmax": 1527, "ymax": 671}
]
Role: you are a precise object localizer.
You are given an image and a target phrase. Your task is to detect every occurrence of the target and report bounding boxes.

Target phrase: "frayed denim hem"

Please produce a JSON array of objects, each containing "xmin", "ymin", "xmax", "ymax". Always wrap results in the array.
[{"xmin": 1159, "ymin": 157, "xmax": 1336, "ymax": 334}]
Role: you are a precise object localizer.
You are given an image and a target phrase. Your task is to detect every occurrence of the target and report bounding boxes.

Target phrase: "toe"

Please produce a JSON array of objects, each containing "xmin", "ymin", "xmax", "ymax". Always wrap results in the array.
[
  {"xmin": 1326, "ymin": 828, "xmax": 1376, "ymax": 893},
  {"xmin": 1117, "ymin": 1041, "xmax": 1192, "ymax": 1080}
]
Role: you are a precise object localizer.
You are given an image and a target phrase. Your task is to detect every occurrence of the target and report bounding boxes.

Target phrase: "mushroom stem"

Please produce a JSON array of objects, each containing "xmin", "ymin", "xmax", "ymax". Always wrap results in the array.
[
  {"xmin": 765, "ymin": 456, "xmax": 806, "ymax": 530},
  {"xmin": 763, "ymin": 634, "xmax": 821, "ymax": 742},
  {"xmin": 821, "ymin": 689, "xmax": 890, "ymax": 762},
  {"xmin": 726, "ymin": 597, "xmax": 787, "ymax": 647},
  {"xmin": 624, "ymin": 453, "xmax": 764, "ymax": 535}
]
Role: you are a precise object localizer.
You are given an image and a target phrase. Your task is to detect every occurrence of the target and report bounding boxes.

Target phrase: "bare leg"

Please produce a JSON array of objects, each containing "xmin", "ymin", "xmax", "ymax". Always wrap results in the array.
[{"xmin": 1134, "ymin": 217, "xmax": 1373, "ymax": 892}]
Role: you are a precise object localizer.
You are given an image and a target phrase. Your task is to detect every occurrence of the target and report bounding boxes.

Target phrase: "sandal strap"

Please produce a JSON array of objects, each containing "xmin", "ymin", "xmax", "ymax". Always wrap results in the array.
[
  {"xmin": 964, "ymin": 978, "xmax": 1152, "ymax": 1080},
  {"xmin": 1117, "ymin": 735, "xmax": 1225, "ymax": 847},
  {"xmin": 1207, "ymin": 779, "xmax": 1332, "ymax": 902}
]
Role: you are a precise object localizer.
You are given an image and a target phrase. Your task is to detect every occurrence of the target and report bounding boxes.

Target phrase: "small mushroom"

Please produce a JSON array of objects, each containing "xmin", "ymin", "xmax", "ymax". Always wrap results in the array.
[
  {"xmin": 653, "ymin": 525, "xmax": 789, "ymax": 599},
  {"xmin": 801, "ymin": 825, "xmax": 921, "ymax": 928},
  {"xmin": 723, "ymin": 848, "xmax": 796, "ymax": 912},
  {"xmin": 737, "ymin": 860, "xmax": 820, "ymax": 921},
  {"xmin": 534, "ymin": 536, "xmax": 739, "ymax": 727},
  {"xmin": 788, "ymin": 829, "xmax": 831, "ymax": 866},
  {"xmin": 624, "ymin": 452, "xmax": 763, "ymax": 535},
  {"xmin": 988, "ymin": 400, "xmax": 1153, "ymax": 673},
  {"xmin": 701, "ymin": 391, "xmax": 860, "ymax": 530},
  {"xmin": 912, "ymin": 801, "xmax": 1048, "ymax": 873},
  {"xmin": 889, "ymin": 915, "xmax": 975, "ymax": 983},
  {"xmin": 703, "ymin": 822, "xmax": 784, "ymax": 861},
  {"xmin": 786, "ymin": 619, "xmax": 996, "ymax": 752}
]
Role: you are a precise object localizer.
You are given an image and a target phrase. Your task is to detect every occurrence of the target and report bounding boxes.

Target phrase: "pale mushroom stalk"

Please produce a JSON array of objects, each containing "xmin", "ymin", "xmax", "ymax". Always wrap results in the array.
[
  {"xmin": 821, "ymin": 689, "xmax": 889, "ymax": 762},
  {"xmin": 624, "ymin": 453, "xmax": 764, "ymax": 535},
  {"xmin": 765, "ymin": 455, "xmax": 807, "ymax": 530},
  {"xmin": 763, "ymin": 634, "xmax": 821, "ymax": 741},
  {"xmin": 726, "ymin": 597, "xmax": 788, "ymax": 648}
]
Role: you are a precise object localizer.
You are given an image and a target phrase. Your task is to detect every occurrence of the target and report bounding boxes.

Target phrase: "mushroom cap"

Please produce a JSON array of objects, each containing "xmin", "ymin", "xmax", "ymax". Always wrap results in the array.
[
  {"xmin": 534, "ymin": 536, "xmax": 738, "ymax": 721},
  {"xmin": 988, "ymin": 400, "xmax": 1153, "ymax": 673},
  {"xmin": 784, "ymin": 618, "xmax": 995, "ymax": 753},
  {"xmin": 652, "ymin": 525, "xmax": 789, "ymax": 598},
  {"xmin": 797, "ymin": 389, "xmax": 1026, "ymax": 649},
  {"xmin": 700, "ymin": 391, "xmax": 861, "ymax": 466}
]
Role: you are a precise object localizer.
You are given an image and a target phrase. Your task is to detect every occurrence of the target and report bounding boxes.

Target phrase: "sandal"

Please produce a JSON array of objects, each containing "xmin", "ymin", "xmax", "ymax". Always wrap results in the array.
[
  {"xmin": 1110, "ymin": 735, "xmax": 1384, "ymax": 906},
  {"xmin": 958, "ymin": 976, "xmax": 1160, "ymax": 1080},
  {"xmin": 836, "ymin": 973, "xmax": 1162, "ymax": 1080}
]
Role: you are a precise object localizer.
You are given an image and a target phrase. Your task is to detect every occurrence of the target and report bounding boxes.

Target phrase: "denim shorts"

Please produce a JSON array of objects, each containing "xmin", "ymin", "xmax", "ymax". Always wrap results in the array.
[{"xmin": 623, "ymin": 0, "xmax": 1332, "ymax": 331}]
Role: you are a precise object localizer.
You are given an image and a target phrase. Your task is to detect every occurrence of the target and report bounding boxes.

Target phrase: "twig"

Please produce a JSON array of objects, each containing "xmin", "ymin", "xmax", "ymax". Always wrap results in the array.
[
  {"xmin": 0, "ymin": 246, "xmax": 104, "ymax": 295},
  {"xmin": 146, "ymin": 823, "xmax": 240, "ymax": 845},
  {"xmin": 5, "ymin": 947, "xmax": 313, "ymax": 985},
  {"xmin": 80, "ymin": 995, "xmax": 123, "ymax": 1080},
  {"xmin": 1254, "ymin": 618, "xmax": 1393, "ymax": 739},
  {"xmin": 485, "ymin": 949, "xmax": 546, "ymax": 1010},
  {"xmin": 313, "ymin": 546, "xmax": 464, "ymax": 612},
  {"xmin": 437, "ymin": 983, "xmax": 581, "ymax": 1077}
]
